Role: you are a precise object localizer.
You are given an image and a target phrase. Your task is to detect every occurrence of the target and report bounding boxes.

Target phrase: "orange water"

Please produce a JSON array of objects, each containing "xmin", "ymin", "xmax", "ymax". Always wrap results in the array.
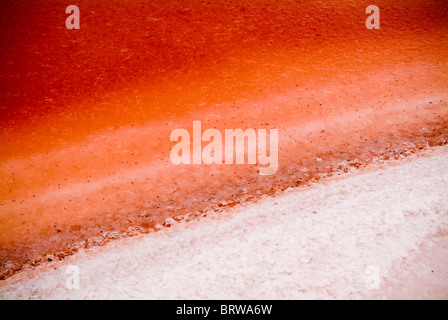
[{"xmin": 1, "ymin": 0, "xmax": 447, "ymax": 278}]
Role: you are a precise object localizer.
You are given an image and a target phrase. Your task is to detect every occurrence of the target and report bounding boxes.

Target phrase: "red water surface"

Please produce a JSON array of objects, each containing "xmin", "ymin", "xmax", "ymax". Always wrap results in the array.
[{"xmin": 0, "ymin": 0, "xmax": 447, "ymax": 278}]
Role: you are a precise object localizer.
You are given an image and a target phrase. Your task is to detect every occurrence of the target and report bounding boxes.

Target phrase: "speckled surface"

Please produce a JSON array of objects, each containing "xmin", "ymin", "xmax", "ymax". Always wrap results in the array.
[
  {"xmin": 1, "ymin": 0, "xmax": 447, "ymax": 279},
  {"xmin": 1, "ymin": 146, "xmax": 447, "ymax": 299}
]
